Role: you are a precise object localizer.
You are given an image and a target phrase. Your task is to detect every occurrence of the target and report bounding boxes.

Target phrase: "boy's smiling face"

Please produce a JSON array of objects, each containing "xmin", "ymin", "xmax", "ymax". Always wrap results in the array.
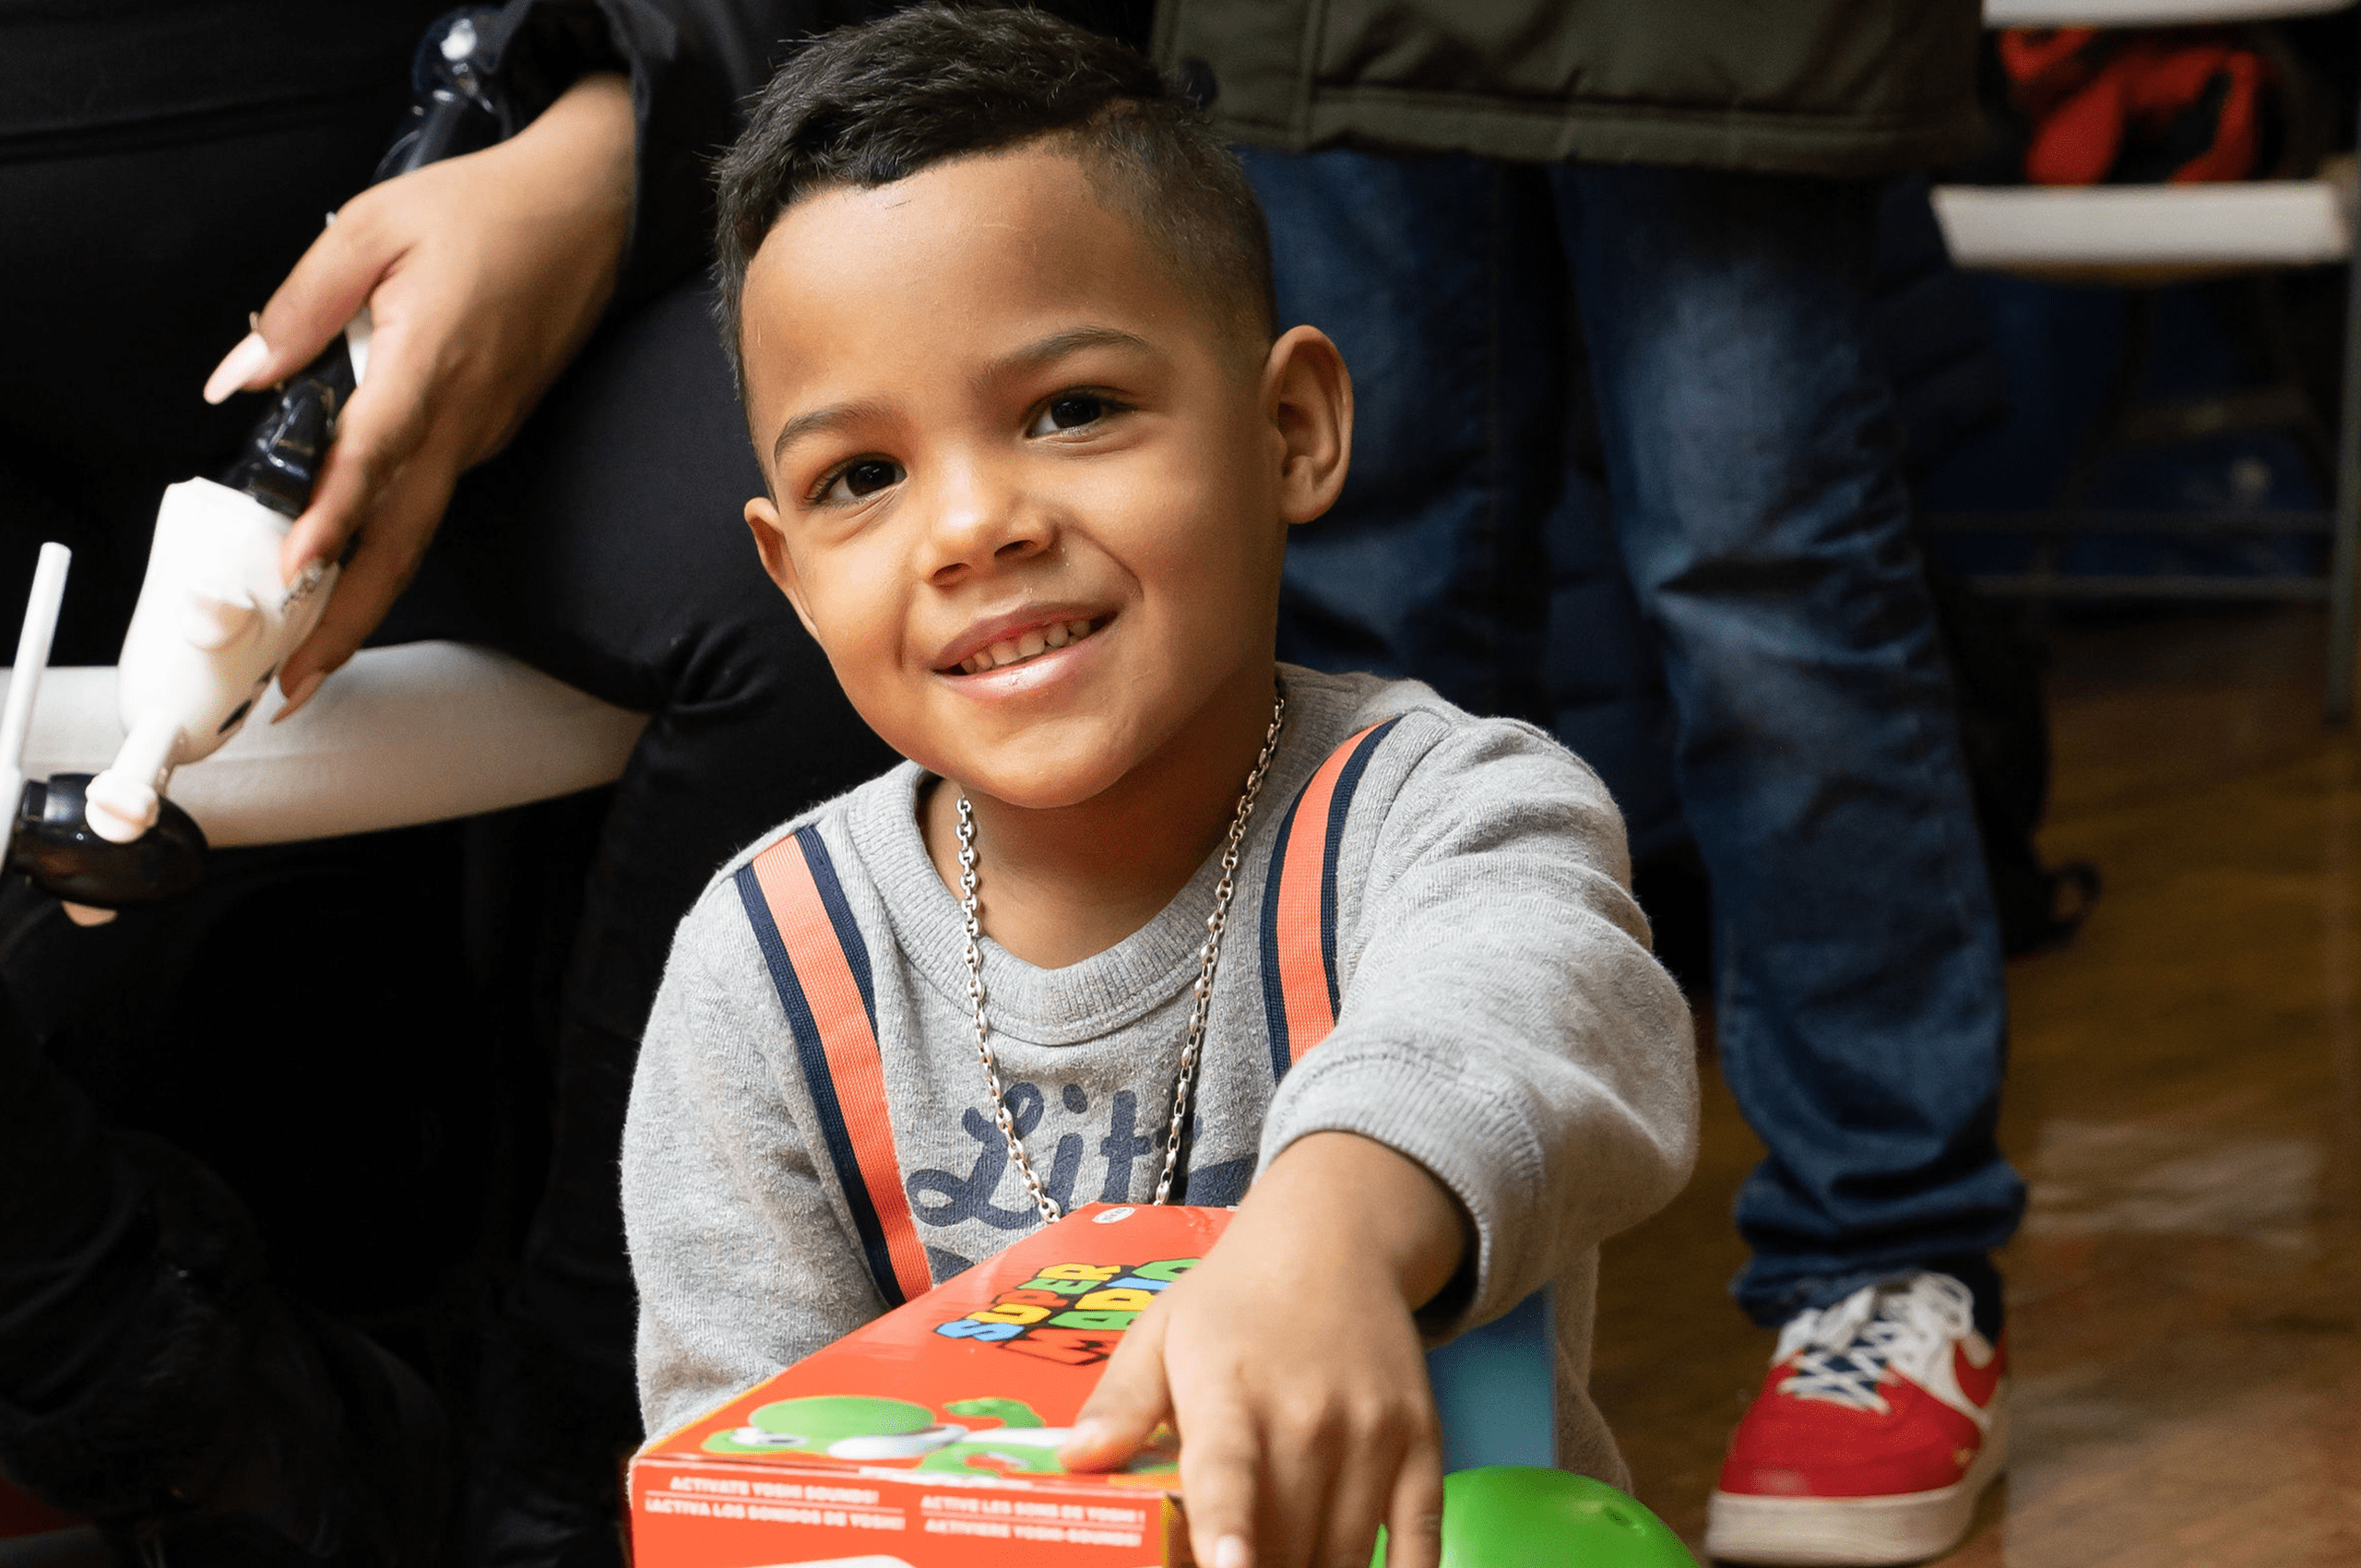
[{"xmin": 738, "ymin": 145, "xmax": 1347, "ymax": 811}]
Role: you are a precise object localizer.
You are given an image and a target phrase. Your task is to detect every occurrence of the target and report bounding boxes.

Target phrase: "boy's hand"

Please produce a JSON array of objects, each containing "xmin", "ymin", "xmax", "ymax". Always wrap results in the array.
[
  {"xmin": 1060, "ymin": 1133, "xmax": 1468, "ymax": 1568},
  {"xmin": 200, "ymin": 71, "xmax": 635, "ymax": 718}
]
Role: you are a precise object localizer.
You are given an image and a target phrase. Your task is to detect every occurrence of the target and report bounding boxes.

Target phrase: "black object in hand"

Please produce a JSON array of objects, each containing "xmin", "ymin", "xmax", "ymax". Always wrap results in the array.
[{"xmin": 10, "ymin": 774, "xmax": 207, "ymax": 909}]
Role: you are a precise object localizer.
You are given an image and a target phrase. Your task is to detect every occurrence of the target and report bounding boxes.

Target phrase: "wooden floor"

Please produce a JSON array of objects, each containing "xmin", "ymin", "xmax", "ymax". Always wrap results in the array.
[{"xmin": 1591, "ymin": 605, "xmax": 2361, "ymax": 1565}]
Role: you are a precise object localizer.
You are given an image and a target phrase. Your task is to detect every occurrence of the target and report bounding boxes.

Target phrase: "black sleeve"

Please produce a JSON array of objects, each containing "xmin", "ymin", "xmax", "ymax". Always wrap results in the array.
[{"xmin": 471, "ymin": 0, "xmax": 875, "ymax": 313}]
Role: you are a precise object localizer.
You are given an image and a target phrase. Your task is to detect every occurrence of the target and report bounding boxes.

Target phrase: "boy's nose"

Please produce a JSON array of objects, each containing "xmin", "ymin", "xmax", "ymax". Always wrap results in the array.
[{"xmin": 923, "ymin": 470, "xmax": 1053, "ymax": 582}]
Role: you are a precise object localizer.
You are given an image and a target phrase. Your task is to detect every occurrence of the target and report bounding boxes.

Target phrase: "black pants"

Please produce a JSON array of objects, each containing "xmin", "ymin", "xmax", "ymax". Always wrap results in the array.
[
  {"xmin": 0, "ymin": 66, "xmax": 895, "ymax": 1511},
  {"xmin": 0, "ymin": 989, "xmax": 156, "ymax": 1430}
]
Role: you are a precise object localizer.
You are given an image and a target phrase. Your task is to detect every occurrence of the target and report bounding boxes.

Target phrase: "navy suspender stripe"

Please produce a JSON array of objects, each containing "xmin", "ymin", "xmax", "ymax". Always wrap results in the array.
[
  {"xmin": 1318, "ymin": 718, "xmax": 1398, "ymax": 1011},
  {"xmin": 1258, "ymin": 783, "xmax": 1315, "ymax": 1083}
]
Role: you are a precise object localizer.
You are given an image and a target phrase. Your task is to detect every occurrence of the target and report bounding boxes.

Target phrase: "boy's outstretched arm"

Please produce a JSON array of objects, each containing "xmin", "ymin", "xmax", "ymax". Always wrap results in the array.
[{"xmin": 1060, "ymin": 1131, "xmax": 1467, "ymax": 1568}]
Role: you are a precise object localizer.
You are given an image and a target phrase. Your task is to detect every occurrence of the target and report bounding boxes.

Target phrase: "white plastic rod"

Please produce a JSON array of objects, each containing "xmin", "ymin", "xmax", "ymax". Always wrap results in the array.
[{"xmin": 0, "ymin": 543, "xmax": 69, "ymax": 787}]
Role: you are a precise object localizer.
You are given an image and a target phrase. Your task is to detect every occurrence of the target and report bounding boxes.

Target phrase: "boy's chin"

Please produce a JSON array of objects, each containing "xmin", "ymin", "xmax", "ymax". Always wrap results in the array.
[
  {"xmin": 882, "ymin": 705, "xmax": 1156, "ymax": 813},
  {"xmin": 916, "ymin": 731, "xmax": 1149, "ymax": 814},
  {"xmin": 950, "ymin": 759, "xmax": 1133, "ymax": 814}
]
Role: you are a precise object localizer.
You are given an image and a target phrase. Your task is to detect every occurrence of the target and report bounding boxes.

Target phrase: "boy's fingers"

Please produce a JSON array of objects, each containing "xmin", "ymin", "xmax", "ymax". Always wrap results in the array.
[
  {"xmin": 1308, "ymin": 1425, "xmax": 1397, "ymax": 1568},
  {"xmin": 1060, "ymin": 1308, "xmax": 1172, "ymax": 1470},
  {"xmin": 1177, "ymin": 1412, "xmax": 1264, "ymax": 1568},
  {"xmin": 1380, "ymin": 1431, "xmax": 1446, "ymax": 1568}
]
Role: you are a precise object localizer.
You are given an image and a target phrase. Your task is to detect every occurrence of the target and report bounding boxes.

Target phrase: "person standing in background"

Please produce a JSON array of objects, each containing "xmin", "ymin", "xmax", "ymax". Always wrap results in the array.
[{"xmin": 1152, "ymin": 4, "xmax": 2027, "ymax": 1562}]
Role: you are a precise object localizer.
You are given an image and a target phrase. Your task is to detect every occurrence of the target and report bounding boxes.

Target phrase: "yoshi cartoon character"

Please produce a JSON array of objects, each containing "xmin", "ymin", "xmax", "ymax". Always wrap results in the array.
[{"xmin": 703, "ymin": 1394, "xmax": 1133, "ymax": 1476}]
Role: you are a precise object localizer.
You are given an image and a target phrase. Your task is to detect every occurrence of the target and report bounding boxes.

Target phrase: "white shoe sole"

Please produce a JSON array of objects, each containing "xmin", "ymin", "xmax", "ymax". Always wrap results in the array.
[{"xmin": 1703, "ymin": 1405, "xmax": 2008, "ymax": 1566}]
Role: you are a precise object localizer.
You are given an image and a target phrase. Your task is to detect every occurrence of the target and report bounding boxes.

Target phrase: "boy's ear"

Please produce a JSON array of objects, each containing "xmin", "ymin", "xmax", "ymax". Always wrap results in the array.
[
  {"xmin": 744, "ymin": 495, "xmax": 824, "ymax": 640},
  {"xmin": 1262, "ymin": 325, "xmax": 1353, "ymax": 528}
]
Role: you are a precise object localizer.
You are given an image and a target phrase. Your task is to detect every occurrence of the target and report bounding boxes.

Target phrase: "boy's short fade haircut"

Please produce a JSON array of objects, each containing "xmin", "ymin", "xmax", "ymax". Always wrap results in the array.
[{"xmin": 713, "ymin": 4, "xmax": 1275, "ymax": 397}]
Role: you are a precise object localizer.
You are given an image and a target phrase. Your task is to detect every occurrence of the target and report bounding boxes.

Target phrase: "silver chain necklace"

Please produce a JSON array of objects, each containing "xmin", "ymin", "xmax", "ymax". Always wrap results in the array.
[{"xmin": 955, "ymin": 690, "xmax": 1287, "ymax": 1224}]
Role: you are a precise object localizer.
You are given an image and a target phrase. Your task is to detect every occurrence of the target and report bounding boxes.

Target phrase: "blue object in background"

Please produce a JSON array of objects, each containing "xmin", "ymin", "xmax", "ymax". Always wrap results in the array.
[
  {"xmin": 1871, "ymin": 178, "xmax": 2329, "ymax": 585},
  {"xmin": 1427, "ymin": 1289, "xmax": 1555, "ymax": 1472},
  {"xmin": 1915, "ymin": 274, "xmax": 2330, "ymax": 582}
]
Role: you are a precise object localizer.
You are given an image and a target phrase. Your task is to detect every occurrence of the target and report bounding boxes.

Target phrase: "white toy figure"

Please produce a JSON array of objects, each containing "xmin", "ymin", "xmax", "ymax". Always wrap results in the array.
[
  {"xmin": 76, "ymin": 6, "xmax": 528, "ymax": 852},
  {"xmin": 84, "ymin": 481, "xmax": 339, "ymax": 844},
  {"xmin": 78, "ymin": 5, "xmax": 509, "ymax": 852}
]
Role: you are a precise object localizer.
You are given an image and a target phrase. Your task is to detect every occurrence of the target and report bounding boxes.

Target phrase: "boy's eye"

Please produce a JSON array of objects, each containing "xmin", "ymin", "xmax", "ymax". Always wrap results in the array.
[
  {"xmin": 1027, "ymin": 394, "xmax": 1112, "ymax": 437},
  {"xmin": 819, "ymin": 457, "xmax": 904, "ymax": 504}
]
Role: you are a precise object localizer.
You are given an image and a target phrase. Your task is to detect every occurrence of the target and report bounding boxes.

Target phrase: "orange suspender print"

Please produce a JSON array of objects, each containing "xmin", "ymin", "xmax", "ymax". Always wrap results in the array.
[
  {"xmin": 1256, "ymin": 717, "xmax": 1401, "ymax": 1077},
  {"xmin": 734, "ymin": 826, "xmax": 933, "ymax": 1307},
  {"xmin": 739, "ymin": 718, "xmax": 1396, "ymax": 1302}
]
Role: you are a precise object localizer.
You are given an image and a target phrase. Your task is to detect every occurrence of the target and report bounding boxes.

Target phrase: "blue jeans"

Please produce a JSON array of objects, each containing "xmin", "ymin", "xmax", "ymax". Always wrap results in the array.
[{"xmin": 1241, "ymin": 151, "xmax": 2026, "ymax": 1326}]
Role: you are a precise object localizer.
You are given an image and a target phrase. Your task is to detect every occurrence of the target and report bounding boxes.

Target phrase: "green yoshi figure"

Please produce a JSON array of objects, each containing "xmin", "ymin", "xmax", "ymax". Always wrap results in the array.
[
  {"xmin": 703, "ymin": 1392, "xmax": 1173, "ymax": 1477},
  {"xmin": 706, "ymin": 1401, "xmax": 1691, "ymax": 1564}
]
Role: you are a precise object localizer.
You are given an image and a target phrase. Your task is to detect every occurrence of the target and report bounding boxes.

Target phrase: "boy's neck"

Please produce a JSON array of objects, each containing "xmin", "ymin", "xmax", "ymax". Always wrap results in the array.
[{"xmin": 921, "ymin": 662, "xmax": 1282, "ymax": 970}]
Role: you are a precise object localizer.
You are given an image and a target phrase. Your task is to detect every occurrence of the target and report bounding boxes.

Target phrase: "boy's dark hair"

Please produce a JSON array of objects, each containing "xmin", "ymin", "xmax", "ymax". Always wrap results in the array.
[{"xmin": 713, "ymin": 5, "xmax": 1275, "ymax": 395}]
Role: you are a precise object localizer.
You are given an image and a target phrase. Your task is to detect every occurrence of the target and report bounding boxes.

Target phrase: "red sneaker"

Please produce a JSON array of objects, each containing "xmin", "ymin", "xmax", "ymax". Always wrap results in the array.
[{"xmin": 1705, "ymin": 1273, "xmax": 2006, "ymax": 1565}]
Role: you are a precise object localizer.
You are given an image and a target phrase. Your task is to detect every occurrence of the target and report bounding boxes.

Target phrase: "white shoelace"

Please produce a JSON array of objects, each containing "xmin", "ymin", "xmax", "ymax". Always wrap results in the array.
[{"xmin": 1774, "ymin": 1272, "xmax": 1976, "ymax": 1415}]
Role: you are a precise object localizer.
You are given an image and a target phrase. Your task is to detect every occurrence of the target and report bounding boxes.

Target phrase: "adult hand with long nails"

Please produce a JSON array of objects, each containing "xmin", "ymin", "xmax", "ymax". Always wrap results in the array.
[{"xmin": 201, "ymin": 72, "xmax": 635, "ymax": 719}]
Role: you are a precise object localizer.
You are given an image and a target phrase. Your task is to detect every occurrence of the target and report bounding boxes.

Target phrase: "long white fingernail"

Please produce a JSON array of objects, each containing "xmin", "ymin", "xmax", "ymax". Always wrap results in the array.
[
  {"xmin": 273, "ymin": 670, "xmax": 324, "ymax": 723},
  {"xmin": 1213, "ymin": 1535, "xmax": 1249, "ymax": 1568},
  {"xmin": 203, "ymin": 331, "xmax": 272, "ymax": 404}
]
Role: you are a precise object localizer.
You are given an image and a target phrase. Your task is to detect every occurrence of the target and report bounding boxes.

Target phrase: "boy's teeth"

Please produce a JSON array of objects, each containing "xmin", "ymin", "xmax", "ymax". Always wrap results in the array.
[{"xmin": 957, "ymin": 618, "xmax": 1098, "ymax": 673}]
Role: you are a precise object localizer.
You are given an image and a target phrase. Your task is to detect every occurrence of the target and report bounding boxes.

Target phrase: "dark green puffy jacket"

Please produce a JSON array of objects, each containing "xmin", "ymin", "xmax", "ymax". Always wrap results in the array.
[{"xmin": 1152, "ymin": 0, "xmax": 1986, "ymax": 177}]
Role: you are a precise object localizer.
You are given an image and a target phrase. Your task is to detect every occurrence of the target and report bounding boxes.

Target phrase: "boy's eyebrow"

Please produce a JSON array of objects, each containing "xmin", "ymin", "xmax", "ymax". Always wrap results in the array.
[
  {"xmin": 983, "ymin": 325, "xmax": 1159, "ymax": 383},
  {"xmin": 771, "ymin": 398, "xmax": 895, "ymax": 469},
  {"xmin": 767, "ymin": 327, "xmax": 1157, "ymax": 469}
]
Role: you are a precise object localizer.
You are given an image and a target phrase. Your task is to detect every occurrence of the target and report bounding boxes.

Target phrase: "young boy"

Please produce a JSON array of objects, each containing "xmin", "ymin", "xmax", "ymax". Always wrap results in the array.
[{"xmin": 621, "ymin": 9, "xmax": 1698, "ymax": 1567}]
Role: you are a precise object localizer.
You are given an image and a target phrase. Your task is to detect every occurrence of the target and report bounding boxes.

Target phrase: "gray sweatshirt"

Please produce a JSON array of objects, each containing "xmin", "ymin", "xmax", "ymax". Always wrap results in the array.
[{"xmin": 623, "ymin": 667, "xmax": 1697, "ymax": 1482}]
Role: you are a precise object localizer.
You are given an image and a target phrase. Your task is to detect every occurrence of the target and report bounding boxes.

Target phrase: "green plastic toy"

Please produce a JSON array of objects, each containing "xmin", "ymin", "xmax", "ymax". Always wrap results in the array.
[{"xmin": 1373, "ymin": 1467, "xmax": 1697, "ymax": 1568}]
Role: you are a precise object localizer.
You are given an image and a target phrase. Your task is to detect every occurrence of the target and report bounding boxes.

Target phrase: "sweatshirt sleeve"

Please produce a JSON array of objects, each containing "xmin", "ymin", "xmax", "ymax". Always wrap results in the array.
[
  {"xmin": 1256, "ymin": 714, "xmax": 1699, "ymax": 1336},
  {"xmin": 623, "ymin": 878, "xmax": 886, "ymax": 1439}
]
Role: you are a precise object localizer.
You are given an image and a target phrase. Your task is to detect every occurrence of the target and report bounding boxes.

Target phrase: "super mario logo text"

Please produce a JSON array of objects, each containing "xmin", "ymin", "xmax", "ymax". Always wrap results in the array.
[{"xmin": 931, "ymin": 1256, "xmax": 1197, "ymax": 1365}]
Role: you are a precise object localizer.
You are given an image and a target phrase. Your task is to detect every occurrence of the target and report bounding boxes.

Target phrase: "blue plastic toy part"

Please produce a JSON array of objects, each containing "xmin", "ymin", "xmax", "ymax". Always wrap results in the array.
[
  {"xmin": 1373, "ymin": 1466, "xmax": 1697, "ymax": 1568},
  {"xmin": 1426, "ymin": 1288, "xmax": 1555, "ymax": 1470}
]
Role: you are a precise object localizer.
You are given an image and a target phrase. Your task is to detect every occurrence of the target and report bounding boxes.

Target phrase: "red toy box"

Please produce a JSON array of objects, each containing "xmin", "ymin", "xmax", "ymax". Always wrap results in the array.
[{"xmin": 628, "ymin": 1202, "xmax": 1229, "ymax": 1568}]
